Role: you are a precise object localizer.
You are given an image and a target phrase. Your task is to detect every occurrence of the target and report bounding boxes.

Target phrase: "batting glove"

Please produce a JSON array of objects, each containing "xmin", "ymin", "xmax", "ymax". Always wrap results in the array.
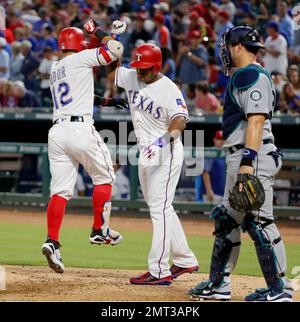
[
  {"xmin": 142, "ymin": 137, "xmax": 168, "ymax": 160},
  {"xmin": 84, "ymin": 19, "xmax": 100, "ymax": 34},
  {"xmin": 94, "ymin": 95, "xmax": 129, "ymax": 109},
  {"xmin": 110, "ymin": 20, "xmax": 127, "ymax": 40}
]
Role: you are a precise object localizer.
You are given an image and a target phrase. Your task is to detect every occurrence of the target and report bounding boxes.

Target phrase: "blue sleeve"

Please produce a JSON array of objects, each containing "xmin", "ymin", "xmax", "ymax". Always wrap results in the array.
[
  {"xmin": 198, "ymin": 47, "xmax": 209, "ymax": 63},
  {"xmin": 204, "ymin": 159, "xmax": 214, "ymax": 173}
]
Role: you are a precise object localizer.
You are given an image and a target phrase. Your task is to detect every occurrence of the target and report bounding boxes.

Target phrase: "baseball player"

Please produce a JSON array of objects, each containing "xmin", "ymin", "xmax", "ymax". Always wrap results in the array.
[
  {"xmin": 189, "ymin": 25, "xmax": 294, "ymax": 301},
  {"xmin": 103, "ymin": 40, "xmax": 199, "ymax": 285},
  {"xmin": 42, "ymin": 22, "xmax": 127, "ymax": 274}
]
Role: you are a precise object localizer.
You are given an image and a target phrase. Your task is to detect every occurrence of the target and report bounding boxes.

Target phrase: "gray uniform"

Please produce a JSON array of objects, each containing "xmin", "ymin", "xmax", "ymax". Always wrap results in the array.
[{"xmin": 210, "ymin": 64, "xmax": 292, "ymax": 292}]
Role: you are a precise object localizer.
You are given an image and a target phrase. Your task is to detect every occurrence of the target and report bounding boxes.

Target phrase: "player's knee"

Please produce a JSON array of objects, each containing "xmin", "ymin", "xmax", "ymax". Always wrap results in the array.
[
  {"xmin": 51, "ymin": 191, "xmax": 73, "ymax": 201},
  {"xmin": 242, "ymin": 213, "xmax": 272, "ymax": 248},
  {"xmin": 210, "ymin": 205, "xmax": 240, "ymax": 237}
]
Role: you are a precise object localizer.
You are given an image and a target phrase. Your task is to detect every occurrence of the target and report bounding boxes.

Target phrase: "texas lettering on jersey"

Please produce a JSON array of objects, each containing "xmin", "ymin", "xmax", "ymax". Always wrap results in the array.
[{"xmin": 128, "ymin": 90, "xmax": 162, "ymax": 119}]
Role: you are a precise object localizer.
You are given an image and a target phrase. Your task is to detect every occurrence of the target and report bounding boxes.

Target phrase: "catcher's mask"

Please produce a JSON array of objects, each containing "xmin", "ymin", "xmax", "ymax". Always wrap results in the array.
[{"xmin": 218, "ymin": 25, "xmax": 264, "ymax": 76}]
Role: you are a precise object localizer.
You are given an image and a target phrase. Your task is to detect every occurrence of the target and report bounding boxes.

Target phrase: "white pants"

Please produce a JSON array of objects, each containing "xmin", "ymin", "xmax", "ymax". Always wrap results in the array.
[
  {"xmin": 48, "ymin": 120, "xmax": 115, "ymax": 200},
  {"xmin": 138, "ymin": 141, "xmax": 198, "ymax": 279}
]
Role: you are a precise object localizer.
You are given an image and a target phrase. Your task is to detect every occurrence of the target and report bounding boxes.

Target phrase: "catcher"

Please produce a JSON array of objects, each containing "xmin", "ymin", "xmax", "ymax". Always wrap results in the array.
[{"xmin": 189, "ymin": 25, "xmax": 294, "ymax": 302}]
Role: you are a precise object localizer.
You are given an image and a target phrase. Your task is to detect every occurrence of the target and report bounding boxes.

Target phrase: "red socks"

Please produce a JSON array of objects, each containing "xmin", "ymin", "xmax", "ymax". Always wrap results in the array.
[
  {"xmin": 92, "ymin": 184, "xmax": 112, "ymax": 230},
  {"xmin": 47, "ymin": 194, "xmax": 68, "ymax": 241}
]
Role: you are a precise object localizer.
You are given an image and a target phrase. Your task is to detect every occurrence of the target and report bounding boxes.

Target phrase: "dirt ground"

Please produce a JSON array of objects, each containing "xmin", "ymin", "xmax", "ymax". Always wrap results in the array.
[{"xmin": 0, "ymin": 208, "xmax": 299, "ymax": 302}]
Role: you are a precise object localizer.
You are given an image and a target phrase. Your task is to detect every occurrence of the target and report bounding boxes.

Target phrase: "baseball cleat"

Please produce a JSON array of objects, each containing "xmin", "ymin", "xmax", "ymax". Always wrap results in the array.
[
  {"xmin": 170, "ymin": 264, "xmax": 199, "ymax": 280},
  {"xmin": 130, "ymin": 272, "xmax": 172, "ymax": 285},
  {"xmin": 89, "ymin": 227, "xmax": 123, "ymax": 246},
  {"xmin": 189, "ymin": 279, "xmax": 231, "ymax": 301},
  {"xmin": 245, "ymin": 287, "xmax": 293, "ymax": 302},
  {"xmin": 42, "ymin": 239, "xmax": 65, "ymax": 274}
]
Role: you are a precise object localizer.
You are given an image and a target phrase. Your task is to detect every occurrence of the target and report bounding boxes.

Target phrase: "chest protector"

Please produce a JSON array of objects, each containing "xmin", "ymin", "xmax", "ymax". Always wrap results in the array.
[{"xmin": 222, "ymin": 64, "xmax": 273, "ymax": 140}]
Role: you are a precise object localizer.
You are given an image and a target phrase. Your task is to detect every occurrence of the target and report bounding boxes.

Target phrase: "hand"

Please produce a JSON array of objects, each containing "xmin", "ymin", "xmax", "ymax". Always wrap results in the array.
[
  {"xmin": 107, "ymin": 97, "xmax": 129, "ymax": 109},
  {"xmin": 142, "ymin": 137, "xmax": 168, "ymax": 160},
  {"xmin": 207, "ymin": 190, "xmax": 215, "ymax": 202},
  {"xmin": 94, "ymin": 95, "xmax": 129, "ymax": 109},
  {"xmin": 238, "ymin": 165, "xmax": 254, "ymax": 192},
  {"xmin": 178, "ymin": 42, "xmax": 189, "ymax": 55},
  {"xmin": 111, "ymin": 20, "xmax": 127, "ymax": 35},
  {"xmin": 84, "ymin": 19, "xmax": 98, "ymax": 34}
]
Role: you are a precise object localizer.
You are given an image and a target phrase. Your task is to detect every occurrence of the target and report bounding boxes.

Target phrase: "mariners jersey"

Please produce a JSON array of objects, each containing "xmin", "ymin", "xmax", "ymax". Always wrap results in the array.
[
  {"xmin": 49, "ymin": 48, "xmax": 104, "ymax": 122},
  {"xmin": 222, "ymin": 64, "xmax": 276, "ymax": 148},
  {"xmin": 115, "ymin": 67, "xmax": 189, "ymax": 147}
]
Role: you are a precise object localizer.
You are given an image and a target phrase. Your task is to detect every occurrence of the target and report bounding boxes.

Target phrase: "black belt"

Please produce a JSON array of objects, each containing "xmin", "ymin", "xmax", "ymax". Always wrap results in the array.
[
  {"xmin": 53, "ymin": 116, "xmax": 84, "ymax": 125},
  {"xmin": 228, "ymin": 139, "xmax": 274, "ymax": 154}
]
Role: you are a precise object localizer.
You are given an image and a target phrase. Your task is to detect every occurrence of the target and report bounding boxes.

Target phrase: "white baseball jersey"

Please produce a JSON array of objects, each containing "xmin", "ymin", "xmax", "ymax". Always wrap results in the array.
[
  {"xmin": 49, "ymin": 48, "xmax": 105, "ymax": 122},
  {"xmin": 48, "ymin": 48, "xmax": 117, "ymax": 200},
  {"xmin": 115, "ymin": 67, "xmax": 198, "ymax": 278},
  {"xmin": 115, "ymin": 67, "xmax": 189, "ymax": 148}
]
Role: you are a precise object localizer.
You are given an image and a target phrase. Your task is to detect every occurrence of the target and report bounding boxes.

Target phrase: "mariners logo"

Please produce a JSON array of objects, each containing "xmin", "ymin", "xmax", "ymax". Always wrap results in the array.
[{"xmin": 250, "ymin": 90, "xmax": 262, "ymax": 102}]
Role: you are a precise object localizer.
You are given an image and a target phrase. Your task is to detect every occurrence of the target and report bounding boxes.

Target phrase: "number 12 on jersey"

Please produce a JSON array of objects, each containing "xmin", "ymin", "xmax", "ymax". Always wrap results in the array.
[{"xmin": 51, "ymin": 81, "xmax": 73, "ymax": 110}]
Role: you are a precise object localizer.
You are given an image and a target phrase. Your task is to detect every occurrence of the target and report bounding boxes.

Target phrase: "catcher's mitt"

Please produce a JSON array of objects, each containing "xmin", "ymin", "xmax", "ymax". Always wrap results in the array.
[{"xmin": 229, "ymin": 173, "xmax": 265, "ymax": 213}]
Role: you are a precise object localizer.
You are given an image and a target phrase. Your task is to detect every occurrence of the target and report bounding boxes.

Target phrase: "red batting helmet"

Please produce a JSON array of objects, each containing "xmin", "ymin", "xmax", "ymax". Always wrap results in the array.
[
  {"xmin": 130, "ymin": 43, "xmax": 162, "ymax": 74},
  {"xmin": 58, "ymin": 27, "xmax": 87, "ymax": 52}
]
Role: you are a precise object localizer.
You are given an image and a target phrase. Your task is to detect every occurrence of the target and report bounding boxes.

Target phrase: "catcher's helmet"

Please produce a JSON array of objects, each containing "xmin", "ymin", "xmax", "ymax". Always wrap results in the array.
[
  {"xmin": 219, "ymin": 25, "xmax": 264, "ymax": 75},
  {"xmin": 58, "ymin": 27, "xmax": 88, "ymax": 52},
  {"xmin": 130, "ymin": 43, "xmax": 162, "ymax": 74}
]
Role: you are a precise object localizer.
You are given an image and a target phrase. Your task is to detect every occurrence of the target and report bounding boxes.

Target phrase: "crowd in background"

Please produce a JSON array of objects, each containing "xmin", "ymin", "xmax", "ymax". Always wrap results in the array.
[
  {"xmin": 0, "ymin": 0, "xmax": 299, "ymax": 205},
  {"xmin": 0, "ymin": 0, "xmax": 299, "ymax": 115}
]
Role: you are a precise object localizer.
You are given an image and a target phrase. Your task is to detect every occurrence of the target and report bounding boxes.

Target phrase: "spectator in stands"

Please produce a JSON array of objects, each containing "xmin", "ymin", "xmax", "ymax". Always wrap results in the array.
[
  {"xmin": 188, "ymin": 10, "xmax": 216, "ymax": 50},
  {"xmin": 207, "ymin": 57, "xmax": 220, "ymax": 90},
  {"xmin": 32, "ymin": 7, "xmax": 54, "ymax": 36},
  {"xmin": 38, "ymin": 23, "xmax": 58, "ymax": 54},
  {"xmin": 12, "ymin": 80, "xmax": 41, "ymax": 108},
  {"xmin": 7, "ymin": 10, "xmax": 24, "ymax": 32},
  {"xmin": 13, "ymin": 27, "xmax": 25, "ymax": 42},
  {"xmin": 184, "ymin": 83, "xmax": 196, "ymax": 109},
  {"xmin": 171, "ymin": 9, "xmax": 186, "ymax": 53},
  {"xmin": 199, "ymin": 130, "xmax": 226, "ymax": 203},
  {"xmin": 249, "ymin": 0, "xmax": 269, "ymax": 30},
  {"xmin": 153, "ymin": 2, "xmax": 172, "ymax": 32},
  {"xmin": 277, "ymin": 0, "xmax": 294, "ymax": 47},
  {"xmin": 262, "ymin": 21, "xmax": 288, "ymax": 76},
  {"xmin": 153, "ymin": 14, "xmax": 172, "ymax": 49},
  {"xmin": 71, "ymin": 7, "xmax": 91, "ymax": 29},
  {"xmin": 214, "ymin": 10, "xmax": 234, "ymax": 59},
  {"xmin": 0, "ymin": 38, "xmax": 10, "ymax": 79},
  {"xmin": 23, "ymin": 22, "xmax": 38, "ymax": 52},
  {"xmin": 161, "ymin": 47, "xmax": 176, "ymax": 81},
  {"xmin": 129, "ymin": 14, "xmax": 152, "ymax": 48},
  {"xmin": 0, "ymin": 80, "xmax": 16, "ymax": 108},
  {"xmin": 279, "ymin": 82, "xmax": 300, "ymax": 115},
  {"xmin": 288, "ymin": 65, "xmax": 300, "ymax": 95},
  {"xmin": 243, "ymin": 12, "xmax": 258, "ymax": 28},
  {"xmin": 192, "ymin": 0, "xmax": 219, "ymax": 29},
  {"xmin": 20, "ymin": 40, "xmax": 40, "ymax": 91},
  {"xmin": 176, "ymin": 30, "xmax": 209, "ymax": 86},
  {"xmin": 10, "ymin": 41, "xmax": 24, "ymax": 81},
  {"xmin": 271, "ymin": 71, "xmax": 286, "ymax": 113},
  {"xmin": 234, "ymin": 0, "xmax": 251, "ymax": 25},
  {"xmin": 38, "ymin": 46, "xmax": 57, "ymax": 106},
  {"xmin": 194, "ymin": 81, "xmax": 221, "ymax": 114},
  {"xmin": 219, "ymin": 0, "xmax": 237, "ymax": 22}
]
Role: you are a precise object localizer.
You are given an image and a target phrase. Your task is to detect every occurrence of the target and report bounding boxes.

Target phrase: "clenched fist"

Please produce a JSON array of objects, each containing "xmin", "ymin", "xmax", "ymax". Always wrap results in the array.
[
  {"xmin": 84, "ymin": 19, "xmax": 99, "ymax": 34},
  {"xmin": 111, "ymin": 20, "xmax": 127, "ymax": 35}
]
